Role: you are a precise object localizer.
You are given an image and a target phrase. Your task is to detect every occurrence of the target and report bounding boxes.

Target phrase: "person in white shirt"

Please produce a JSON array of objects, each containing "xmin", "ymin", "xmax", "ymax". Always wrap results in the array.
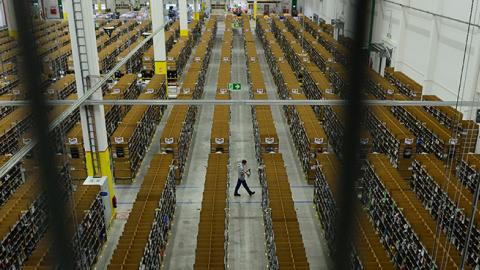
[{"xmin": 234, "ymin": 159, "xmax": 255, "ymax": 196}]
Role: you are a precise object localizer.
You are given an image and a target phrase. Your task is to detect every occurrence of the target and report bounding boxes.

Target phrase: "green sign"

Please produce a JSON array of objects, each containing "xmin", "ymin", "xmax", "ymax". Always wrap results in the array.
[
  {"xmin": 232, "ymin": 21, "xmax": 241, "ymax": 29},
  {"xmin": 228, "ymin": 83, "xmax": 241, "ymax": 91}
]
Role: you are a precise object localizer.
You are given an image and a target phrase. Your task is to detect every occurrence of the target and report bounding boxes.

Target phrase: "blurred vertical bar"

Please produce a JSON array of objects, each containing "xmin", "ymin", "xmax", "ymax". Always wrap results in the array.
[
  {"xmin": 333, "ymin": 0, "xmax": 371, "ymax": 269},
  {"xmin": 12, "ymin": 1, "xmax": 74, "ymax": 269}
]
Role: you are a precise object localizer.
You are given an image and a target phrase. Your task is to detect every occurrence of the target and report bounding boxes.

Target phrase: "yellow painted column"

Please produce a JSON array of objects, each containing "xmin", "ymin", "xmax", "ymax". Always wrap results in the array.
[
  {"xmin": 179, "ymin": 0, "xmax": 189, "ymax": 37},
  {"xmin": 253, "ymin": 0, "xmax": 258, "ymax": 19},
  {"xmin": 155, "ymin": 61, "xmax": 167, "ymax": 75}
]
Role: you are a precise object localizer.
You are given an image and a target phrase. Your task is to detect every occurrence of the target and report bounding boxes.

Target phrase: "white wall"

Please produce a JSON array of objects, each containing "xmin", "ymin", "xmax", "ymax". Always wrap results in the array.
[{"xmin": 298, "ymin": 0, "xmax": 480, "ymax": 122}]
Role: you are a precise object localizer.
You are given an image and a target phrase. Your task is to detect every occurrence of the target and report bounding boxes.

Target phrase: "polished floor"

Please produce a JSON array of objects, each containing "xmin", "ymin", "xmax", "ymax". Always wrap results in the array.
[{"xmin": 94, "ymin": 17, "xmax": 331, "ymax": 270}]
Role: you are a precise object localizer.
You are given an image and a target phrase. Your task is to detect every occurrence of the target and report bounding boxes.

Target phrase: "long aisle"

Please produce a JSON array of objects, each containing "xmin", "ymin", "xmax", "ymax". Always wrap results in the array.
[
  {"xmin": 253, "ymin": 21, "xmax": 332, "ymax": 268},
  {"xmin": 162, "ymin": 22, "xmax": 223, "ymax": 269},
  {"xmin": 227, "ymin": 23, "xmax": 266, "ymax": 268}
]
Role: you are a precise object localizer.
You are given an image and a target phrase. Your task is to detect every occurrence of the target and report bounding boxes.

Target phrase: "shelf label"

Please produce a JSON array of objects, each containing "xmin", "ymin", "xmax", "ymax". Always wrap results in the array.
[
  {"xmin": 195, "ymin": 57, "xmax": 201, "ymax": 61},
  {"xmin": 68, "ymin": 138, "xmax": 78, "ymax": 145},
  {"xmin": 115, "ymin": 137, "xmax": 124, "ymax": 144},
  {"xmin": 183, "ymin": 88, "xmax": 191, "ymax": 94},
  {"xmin": 22, "ymin": 138, "xmax": 31, "ymax": 144},
  {"xmin": 219, "ymin": 88, "xmax": 227, "ymax": 94},
  {"xmin": 250, "ymin": 57, "xmax": 256, "ymax": 62},
  {"xmin": 265, "ymin": 137, "xmax": 275, "ymax": 144},
  {"xmin": 164, "ymin": 138, "xmax": 174, "ymax": 144},
  {"xmin": 215, "ymin": 138, "xmax": 224, "ymax": 144},
  {"xmin": 404, "ymin": 138, "xmax": 414, "ymax": 145},
  {"xmin": 223, "ymin": 57, "xmax": 230, "ymax": 62},
  {"xmin": 256, "ymin": 89, "xmax": 264, "ymax": 94},
  {"xmin": 146, "ymin": 88, "xmax": 154, "ymax": 94},
  {"xmin": 314, "ymin": 138, "xmax": 324, "ymax": 144},
  {"xmin": 449, "ymin": 138, "xmax": 458, "ymax": 145},
  {"xmin": 291, "ymin": 89, "xmax": 299, "ymax": 94},
  {"xmin": 112, "ymin": 88, "xmax": 121, "ymax": 94},
  {"xmin": 387, "ymin": 89, "xmax": 394, "ymax": 95}
]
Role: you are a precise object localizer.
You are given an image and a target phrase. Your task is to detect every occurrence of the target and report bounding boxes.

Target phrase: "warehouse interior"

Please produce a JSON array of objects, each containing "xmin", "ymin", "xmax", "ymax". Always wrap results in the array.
[{"xmin": 0, "ymin": 0, "xmax": 480, "ymax": 269}]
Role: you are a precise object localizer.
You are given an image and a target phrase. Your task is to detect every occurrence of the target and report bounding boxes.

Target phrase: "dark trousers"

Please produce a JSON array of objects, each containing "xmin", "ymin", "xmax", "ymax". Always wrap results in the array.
[{"xmin": 234, "ymin": 178, "xmax": 253, "ymax": 195}]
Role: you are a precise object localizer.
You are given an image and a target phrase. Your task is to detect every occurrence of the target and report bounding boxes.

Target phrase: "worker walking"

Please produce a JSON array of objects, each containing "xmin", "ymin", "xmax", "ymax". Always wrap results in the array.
[{"xmin": 234, "ymin": 159, "xmax": 255, "ymax": 196}]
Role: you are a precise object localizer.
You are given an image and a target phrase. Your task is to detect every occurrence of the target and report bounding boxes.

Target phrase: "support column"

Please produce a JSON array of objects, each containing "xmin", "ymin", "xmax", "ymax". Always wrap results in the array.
[
  {"xmin": 193, "ymin": 0, "xmax": 199, "ymax": 21},
  {"xmin": 253, "ymin": 0, "xmax": 258, "ymax": 19},
  {"xmin": 64, "ymin": 0, "xmax": 115, "ymax": 220},
  {"xmin": 179, "ymin": 0, "xmax": 189, "ymax": 37},
  {"xmin": 4, "ymin": 0, "xmax": 17, "ymax": 38},
  {"xmin": 151, "ymin": 0, "xmax": 167, "ymax": 75},
  {"xmin": 422, "ymin": 0, "xmax": 443, "ymax": 95}
]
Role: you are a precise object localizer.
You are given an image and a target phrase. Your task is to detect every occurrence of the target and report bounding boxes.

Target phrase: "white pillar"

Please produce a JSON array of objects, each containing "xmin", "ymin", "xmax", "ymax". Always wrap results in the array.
[
  {"xmin": 3, "ymin": 0, "xmax": 17, "ymax": 38},
  {"xmin": 64, "ymin": 0, "xmax": 115, "ymax": 218},
  {"xmin": 151, "ymin": 0, "xmax": 167, "ymax": 75},
  {"xmin": 179, "ymin": 0, "xmax": 188, "ymax": 37},
  {"xmin": 422, "ymin": 0, "xmax": 443, "ymax": 96}
]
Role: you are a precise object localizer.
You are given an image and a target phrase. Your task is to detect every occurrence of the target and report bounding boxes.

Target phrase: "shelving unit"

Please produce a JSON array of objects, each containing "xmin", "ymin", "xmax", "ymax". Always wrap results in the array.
[
  {"xmin": 361, "ymin": 154, "xmax": 461, "ymax": 268},
  {"xmin": 413, "ymin": 154, "xmax": 480, "ymax": 265},
  {"xmin": 193, "ymin": 153, "xmax": 229, "ymax": 269},
  {"xmin": 167, "ymin": 20, "xmax": 202, "ymax": 86},
  {"xmin": 23, "ymin": 185, "xmax": 106, "ymax": 269},
  {"xmin": 0, "ymin": 156, "xmax": 24, "ymax": 207},
  {"xmin": 390, "ymin": 94, "xmax": 460, "ymax": 162},
  {"xmin": 366, "ymin": 105, "xmax": 415, "ymax": 177},
  {"xmin": 111, "ymin": 75, "xmax": 166, "ymax": 183},
  {"xmin": 141, "ymin": 22, "xmax": 179, "ymax": 77},
  {"xmin": 366, "ymin": 69, "xmax": 398, "ymax": 99},
  {"xmin": 161, "ymin": 17, "xmax": 217, "ymax": 183},
  {"xmin": 262, "ymin": 16, "xmax": 328, "ymax": 184},
  {"xmin": 457, "ymin": 153, "xmax": 480, "ymax": 193},
  {"xmin": 422, "ymin": 94, "xmax": 479, "ymax": 155},
  {"xmin": 108, "ymin": 154, "xmax": 176, "ymax": 269},
  {"xmin": 313, "ymin": 153, "xmax": 394, "ymax": 269},
  {"xmin": 385, "ymin": 67, "xmax": 423, "ymax": 100}
]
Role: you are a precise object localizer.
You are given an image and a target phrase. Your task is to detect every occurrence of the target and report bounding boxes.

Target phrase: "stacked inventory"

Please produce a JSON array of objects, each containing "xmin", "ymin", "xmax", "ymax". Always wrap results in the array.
[
  {"xmin": 0, "ymin": 107, "xmax": 32, "ymax": 155},
  {"xmin": 299, "ymin": 15, "xmax": 349, "ymax": 66},
  {"xmin": 167, "ymin": 20, "xmax": 202, "ymax": 86},
  {"xmin": 161, "ymin": 17, "xmax": 217, "ymax": 182},
  {"xmin": 361, "ymin": 154, "xmax": 463, "ymax": 268},
  {"xmin": 265, "ymin": 17, "xmax": 328, "ymax": 183},
  {"xmin": 193, "ymin": 154, "xmax": 229, "ymax": 269},
  {"xmin": 211, "ymin": 20, "xmax": 232, "ymax": 153},
  {"xmin": 243, "ymin": 18, "xmax": 279, "ymax": 156},
  {"xmin": 366, "ymin": 69, "xmax": 398, "ymax": 99},
  {"xmin": 0, "ymin": 177, "xmax": 47, "ymax": 269},
  {"xmin": 111, "ymin": 75, "xmax": 166, "ymax": 183},
  {"xmin": 108, "ymin": 154, "xmax": 176, "ymax": 269},
  {"xmin": 0, "ymin": 157, "xmax": 72, "ymax": 270},
  {"xmin": 391, "ymin": 94, "xmax": 459, "ymax": 162},
  {"xmin": 45, "ymin": 74, "xmax": 76, "ymax": 100},
  {"xmin": 385, "ymin": 67, "xmax": 423, "ymax": 99},
  {"xmin": 422, "ymin": 94, "xmax": 479, "ymax": 155},
  {"xmin": 412, "ymin": 154, "xmax": 480, "ymax": 264},
  {"xmin": 23, "ymin": 185, "xmax": 106, "ymax": 270},
  {"xmin": 0, "ymin": 156, "xmax": 24, "ymax": 206},
  {"xmin": 366, "ymin": 106, "xmax": 415, "ymax": 177},
  {"xmin": 259, "ymin": 154, "xmax": 310, "ymax": 269},
  {"xmin": 458, "ymin": 153, "xmax": 480, "ymax": 193},
  {"xmin": 245, "ymin": 16, "xmax": 310, "ymax": 269},
  {"xmin": 313, "ymin": 153, "xmax": 394, "ymax": 269}
]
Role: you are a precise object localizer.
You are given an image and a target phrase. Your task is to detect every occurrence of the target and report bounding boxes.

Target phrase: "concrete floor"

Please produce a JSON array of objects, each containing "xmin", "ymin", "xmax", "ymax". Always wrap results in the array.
[{"xmin": 95, "ymin": 18, "xmax": 331, "ymax": 270}]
